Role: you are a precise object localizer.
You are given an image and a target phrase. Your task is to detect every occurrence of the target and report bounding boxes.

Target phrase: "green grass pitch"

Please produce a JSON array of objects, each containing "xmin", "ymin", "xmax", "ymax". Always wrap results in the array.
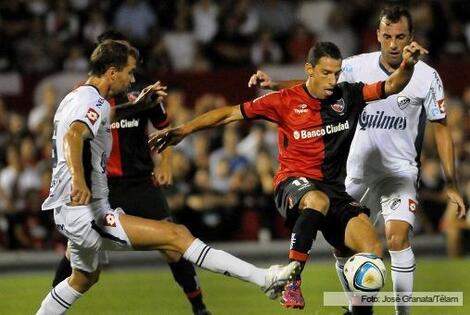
[{"xmin": 0, "ymin": 258, "xmax": 468, "ymax": 314}]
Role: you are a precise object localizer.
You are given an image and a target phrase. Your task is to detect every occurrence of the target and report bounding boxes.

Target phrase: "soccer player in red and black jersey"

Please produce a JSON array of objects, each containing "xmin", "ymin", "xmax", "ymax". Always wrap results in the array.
[
  {"xmin": 51, "ymin": 31, "xmax": 210, "ymax": 315},
  {"xmin": 149, "ymin": 41, "xmax": 427, "ymax": 313}
]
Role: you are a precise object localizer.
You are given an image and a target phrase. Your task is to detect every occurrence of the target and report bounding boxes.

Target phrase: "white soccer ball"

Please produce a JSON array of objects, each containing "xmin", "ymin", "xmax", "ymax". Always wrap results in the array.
[{"xmin": 343, "ymin": 253, "xmax": 386, "ymax": 292}]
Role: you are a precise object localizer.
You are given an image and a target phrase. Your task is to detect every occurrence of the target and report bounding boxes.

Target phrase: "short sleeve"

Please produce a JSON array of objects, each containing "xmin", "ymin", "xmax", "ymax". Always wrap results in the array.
[
  {"xmin": 423, "ymin": 71, "xmax": 446, "ymax": 121},
  {"xmin": 149, "ymin": 101, "xmax": 170, "ymax": 129},
  {"xmin": 69, "ymin": 94, "xmax": 108, "ymax": 137},
  {"xmin": 339, "ymin": 58, "xmax": 355, "ymax": 83},
  {"xmin": 241, "ymin": 91, "xmax": 283, "ymax": 123}
]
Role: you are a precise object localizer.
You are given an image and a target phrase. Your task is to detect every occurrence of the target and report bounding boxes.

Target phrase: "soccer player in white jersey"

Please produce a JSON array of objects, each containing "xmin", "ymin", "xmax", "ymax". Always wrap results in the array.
[
  {"xmin": 248, "ymin": 7, "xmax": 466, "ymax": 315},
  {"xmin": 36, "ymin": 40, "xmax": 299, "ymax": 315}
]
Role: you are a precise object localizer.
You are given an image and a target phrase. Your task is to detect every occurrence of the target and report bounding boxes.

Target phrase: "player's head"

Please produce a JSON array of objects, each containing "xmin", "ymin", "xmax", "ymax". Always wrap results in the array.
[
  {"xmin": 89, "ymin": 40, "xmax": 138, "ymax": 96},
  {"xmin": 305, "ymin": 42, "xmax": 342, "ymax": 99},
  {"xmin": 97, "ymin": 30, "xmax": 128, "ymax": 44},
  {"xmin": 377, "ymin": 7, "xmax": 413, "ymax": 68}
]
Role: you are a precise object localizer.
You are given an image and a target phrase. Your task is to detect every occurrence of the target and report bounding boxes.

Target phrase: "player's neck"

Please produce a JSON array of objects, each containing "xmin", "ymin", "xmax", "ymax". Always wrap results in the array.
[
  {"xmin": 379, "ymin": 55, "xmax": 400, "ymax": 73},
  {"xmin": 85, "ymin": 76, "xmax": 110, "ymax": 98},
  {"xmin": 305, "ymin": 79, "xmax": 322, "ymax": 99}
]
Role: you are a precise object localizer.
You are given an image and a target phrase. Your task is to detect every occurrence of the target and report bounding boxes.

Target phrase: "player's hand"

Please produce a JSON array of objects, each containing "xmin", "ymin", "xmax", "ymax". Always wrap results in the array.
[
  {"xmin": 152, "ymin": 165, "xmax": 173, "ymax": 187},
  {"xmin": 70, "ymin": 178, "xmax": 91, "ymax": 205},
  {"xmin": 248, "ymin": 70, "xmax": 273, "ymax": 89},
  {"xmin": 447, "ymin": 186, "xmax": 466, "ymax": 219},
  {"xmin": 402, "ymin": 42, "xmax": 428, "ymax": 67},
  {"xmin": 133, "ymin": 81, "xmax": 168, "ymax": 106},
  {"xmin": 148, "ymin": 127, "xmax": 187, "ymax": 153}
]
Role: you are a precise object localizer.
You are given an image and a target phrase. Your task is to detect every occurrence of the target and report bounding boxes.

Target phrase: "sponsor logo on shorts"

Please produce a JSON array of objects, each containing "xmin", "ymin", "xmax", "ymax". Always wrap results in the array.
[
  {"xmin": 95, "ymin": 97, "xmax": 105, "ymax": 107},
  {"xmin": 56, "ymin": 224, "xmax": 65, "ymax": 231},
  {"xmin": 290, "ymin": 233, "xmax": 296, "ymax": 249},
  {"xmin": 390, "ymin": 198, "xmax": 401, "ymax": 210},
  {"xmin": 103, "ymin": 213, "xmax": 117, "ymax": 227},
  {"xmin": 86, "ymin": 108, "xmax": 99, "ymax": 125},
  {"xmin": 349, "ymin": 201, "xmax": 361, "ymax": 207},
  {"xmin": 408, "ymin": 199, "xmax": 417, "ymax": 212}
]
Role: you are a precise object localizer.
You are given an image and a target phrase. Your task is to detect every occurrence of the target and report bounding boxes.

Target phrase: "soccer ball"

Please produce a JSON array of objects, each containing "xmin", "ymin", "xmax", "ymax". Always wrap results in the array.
[{"xmin": 343, "ymin": 253, "xmax": 386, "ymax": 292}]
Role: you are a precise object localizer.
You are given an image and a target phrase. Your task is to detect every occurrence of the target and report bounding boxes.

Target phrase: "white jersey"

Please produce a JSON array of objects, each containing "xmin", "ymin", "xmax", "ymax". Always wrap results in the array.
[
  {"xmin": 339, "ymin": 51, "xmax": 446, "ymax": 178},
  {"xmin": 42, "ymin": 85, "xmax": 112, "ymax": 210}
]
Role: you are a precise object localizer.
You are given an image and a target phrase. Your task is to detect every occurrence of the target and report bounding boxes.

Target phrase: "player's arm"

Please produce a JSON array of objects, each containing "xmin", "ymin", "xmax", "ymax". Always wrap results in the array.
[
  {"xmin": 154, "ymin": 147, "xmax": 173, "ymax": 186},
  {"xmin": 383, "ymin": 42, "xmax": 428, "ymax": 97},
  {"xmin": 110, "ymin": 81, "xmax": 167, "ymax": 122},
  {"xmin": 63, "ymin": 121, "xmax": 93, "ymax": 205},
  {"xmin": 431, "ymin": 119, "xmax": 466, "ymax": 219},
  {"xmin": 149, "ymin": 105, "xmax": 244, "ymax": 153},
  {"xmin": 248, "ymin": 70, "xmax": 302, "ymax": 91}
]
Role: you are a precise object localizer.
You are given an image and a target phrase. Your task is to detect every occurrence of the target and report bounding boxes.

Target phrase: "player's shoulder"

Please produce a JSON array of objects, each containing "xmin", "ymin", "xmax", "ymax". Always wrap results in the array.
[
  {"xmin": 342, "ymin": 52, "xmax": 380, "ymax": 69},
  {"xmin": 74, "ymin": 85, "xmax": 108, "ymax": 108},
  {"xmin": 414, "ymin": 59, "xmax": 439, "ymax": 77}
]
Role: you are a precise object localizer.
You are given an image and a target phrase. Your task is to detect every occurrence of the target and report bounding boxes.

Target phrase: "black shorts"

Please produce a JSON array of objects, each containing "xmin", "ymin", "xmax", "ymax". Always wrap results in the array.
[
  {"xmin": 108, "ymin": 176, "xmax": 171, "ymax": 221},
  {"xmin": 274, "ymin": 176, "xmax": 370, "ymax": 251}
]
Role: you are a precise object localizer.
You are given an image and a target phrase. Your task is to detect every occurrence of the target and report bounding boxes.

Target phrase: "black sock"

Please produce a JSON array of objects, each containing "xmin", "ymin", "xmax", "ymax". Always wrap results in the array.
[
  {"xmin": 289, "ymin": 209, "xmax": 325, "ymax": 280},
  {"xmin": 169, "ymin": 259, "xmax": 206, "ymax": 311},
  {"xmin": 52, "ymin": 255, "xmax": 72, "ymax": 287},
  {"xmin": 352, "ymin": 305, "xmax": 373, "ymax": 315}
]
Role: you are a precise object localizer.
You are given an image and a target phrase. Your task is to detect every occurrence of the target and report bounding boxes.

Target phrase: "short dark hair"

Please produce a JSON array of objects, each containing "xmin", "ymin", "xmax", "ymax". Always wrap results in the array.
[
  {"xmin": 378, "ymin": 7, "xmax": 413, "ymax": 33},
  {"xmin": 89, "ymin": 40, "xmax": 139, "ymax": 76},
  {"xmin": 97, "ymin": 29, "xmax": 128, "ymax": 43},
  {"xmin": 306, "ymin": 42, "xmax": 342, "ymax": 65}
]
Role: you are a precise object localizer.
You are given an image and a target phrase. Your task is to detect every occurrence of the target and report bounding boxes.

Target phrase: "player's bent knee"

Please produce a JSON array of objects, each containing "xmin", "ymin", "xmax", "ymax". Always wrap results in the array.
[
  {"xmin": 299, "ymin": 190, "xmax": 330, "ymax": 214},
  {"xmin": 168, "ymin": 223, "xmax": 195, "ymax": 252},
  {"xmin": 387, "ymin": 233, "xmax": 410, "ymax": 251},
  {"xmin": 69, "ymin": 269, "xmax": 100, "ymax": 293},
  {"xmin": 161, "ymin": 249, "xmax": 182, "ymax": 263}
]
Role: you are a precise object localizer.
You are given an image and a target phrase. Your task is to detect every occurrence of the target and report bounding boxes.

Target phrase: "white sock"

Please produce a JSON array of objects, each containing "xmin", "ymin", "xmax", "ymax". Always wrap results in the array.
[
  {"xmin": 183, "ymin": 238, "xmax": 267, "ymax": 287},
  {"xmin": 334, "ymin": 255, "xmax": 352, "ymax": 312},
  {"xmin": 36, "ymin": 278, "xmax": 82, "ymax": 315},
  {"xmin": 390, "ymin": 247, "xmax": 415, "ymax": 315}
]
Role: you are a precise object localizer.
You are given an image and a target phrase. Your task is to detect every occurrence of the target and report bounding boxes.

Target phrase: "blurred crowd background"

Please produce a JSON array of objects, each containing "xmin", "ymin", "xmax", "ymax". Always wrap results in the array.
[{"xmin": 0, "ymin": 0, "xmax": 469, "ymax": 256}]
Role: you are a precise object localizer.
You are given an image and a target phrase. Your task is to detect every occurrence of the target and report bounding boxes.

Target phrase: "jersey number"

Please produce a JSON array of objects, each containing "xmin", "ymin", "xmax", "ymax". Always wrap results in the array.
[{"xmin": 292, "ymin": 177, "xmax": 309, "ymax": 186}]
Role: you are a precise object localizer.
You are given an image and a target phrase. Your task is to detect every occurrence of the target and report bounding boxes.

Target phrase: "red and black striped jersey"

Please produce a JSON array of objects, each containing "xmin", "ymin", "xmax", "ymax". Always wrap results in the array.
[
  {"xmin": 241, "ymin": 81, "xmax": 384, "ymax": 188},
  {"xmin": 107, "ymin": 74, "xmax": 169, "ymax": 179}
]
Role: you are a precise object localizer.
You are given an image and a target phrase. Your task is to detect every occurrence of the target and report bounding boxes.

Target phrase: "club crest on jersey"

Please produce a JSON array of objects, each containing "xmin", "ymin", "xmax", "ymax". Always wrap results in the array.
[
  {"xmin": 408, "ymin": 199, "xmax": 417, "ymax": 212},
  {"xmin": 86, "ymin": 108, "xmax": 99, "ymax": 125},
  {"xmin": 294, "ymin": 103, "xmax": 309, "ymax": 114},
  {"xmin": 397, "ymin": 96, "xmax": 411, "ymax": 110},
  {"xmin": 331, "ymin": 99, "xmax": 345, "ymax": 114},
  {"xmin": 103, "ymin": 213, "xmax": 116, "ymax": 227},
  {"xmin": 349, "ymin": 201, "xmax": 361, "ymax": 207},
  {"xmin": 127, "ymin": 91, "xmax": 139, "ymax": 102}
]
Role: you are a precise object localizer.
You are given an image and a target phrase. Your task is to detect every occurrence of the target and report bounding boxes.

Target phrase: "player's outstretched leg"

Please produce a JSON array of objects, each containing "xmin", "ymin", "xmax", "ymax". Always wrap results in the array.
[
  {"xmin": 343, "ymin": 213, "xmax": 383, "ymax": 315},
  {"xmin": 119, "ymin": 214, "xmax": 301, "ymax": 298},
  {"xmin": 37, "ymin": 267, "xmax": 99, "ymax": 315},
  {"xmin": 386, "ymin": 220, "xmax": 415, "ymax": 315},
  {"xmin": 281, "ymin": 190, "xmax": 329, "ymax": 310},
  {"xmin": 52, "ymin": 254, "xmax": 72, "ymax": 287},
  {"xmin": 162, "ymin": 250, "xmax": 210, "ymax": 315}
]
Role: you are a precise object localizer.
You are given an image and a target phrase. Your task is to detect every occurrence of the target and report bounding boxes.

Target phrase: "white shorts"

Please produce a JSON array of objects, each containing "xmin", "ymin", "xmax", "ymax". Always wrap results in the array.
[
  {"xmin": 345, "ymin": 173, "xmax": 418, "ymax": 229},
  {"xmin": 54, "ymin": 199, "xmax": 132, "ymax": 272}
]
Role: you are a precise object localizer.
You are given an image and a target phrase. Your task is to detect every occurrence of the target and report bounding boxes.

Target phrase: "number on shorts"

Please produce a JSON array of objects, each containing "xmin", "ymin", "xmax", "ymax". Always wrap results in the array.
[{"xmin": 292, "ymin": 177, "xmax": 309, "ymax": 186}]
